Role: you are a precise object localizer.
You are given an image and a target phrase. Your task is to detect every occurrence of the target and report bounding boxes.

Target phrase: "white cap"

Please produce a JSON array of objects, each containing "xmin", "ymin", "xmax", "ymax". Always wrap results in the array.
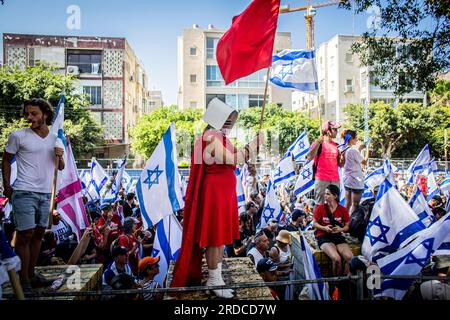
[{"xmin": 203, "ymin": 98, "xmax": 237, "ymax": 130}]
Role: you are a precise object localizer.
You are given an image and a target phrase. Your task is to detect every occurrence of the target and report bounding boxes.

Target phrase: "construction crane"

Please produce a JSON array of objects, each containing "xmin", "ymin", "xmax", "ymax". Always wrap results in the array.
[{"xmin": 280, "ymin": 0, "xmax": 344, "ymax": 49}]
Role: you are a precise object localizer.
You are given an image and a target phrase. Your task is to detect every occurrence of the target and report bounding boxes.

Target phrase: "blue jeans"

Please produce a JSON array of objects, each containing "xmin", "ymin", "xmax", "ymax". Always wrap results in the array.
[{"xmin": 11, "ymin": 190, "xmax": 51, "ymax": 231}]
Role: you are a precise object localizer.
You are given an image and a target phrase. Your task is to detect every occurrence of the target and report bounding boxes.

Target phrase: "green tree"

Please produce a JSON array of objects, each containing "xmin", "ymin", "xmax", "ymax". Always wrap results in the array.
[
  {"xmin": 0, "ymin": 64, "xmax": 104, "ymax": 157},
  {"xmin": 130, "ymin": 106, "xmax": 205, "ymax": 158},
  {"xmin": 344, "ymin": 102, "xmax": 445, "ymax": 158},
  {"xmin": 341, "ymin": 0, "xmax": 449, "ymax": 96},
  {"xmin": 238, "ymin": 103, "xmax": 320, "ymax": 154}
]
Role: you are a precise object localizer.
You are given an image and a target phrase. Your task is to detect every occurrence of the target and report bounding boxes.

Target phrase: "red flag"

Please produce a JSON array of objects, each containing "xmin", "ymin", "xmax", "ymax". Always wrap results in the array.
[{"xmin": 216, "ymin": 0, "xmax": 280, "ymax": 85}]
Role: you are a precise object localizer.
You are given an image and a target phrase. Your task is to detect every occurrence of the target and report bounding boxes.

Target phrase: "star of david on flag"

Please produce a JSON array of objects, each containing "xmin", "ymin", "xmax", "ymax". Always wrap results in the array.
[
  {"xmin": 257, "ymin": 179, "xmax": 282, "ymax": 230},
  {"xmin": 270, "ymin": 49, "xmax": 318, "ymax": 93},
  {"xmin": 136, "ymin": 123, "xmax": 185, "ymax": 228},
  {"xmin": 272, "ymin": 153, "xmax": 295, "ymax": 187},
  {"xmin": 406, "ymin": 144, "xmax": 431, "ymax": 184},
  {"xmin": 86, "ymin": 158, "xmax": 109, "ymax": 200},
  {"xmin": 287, "ymin": 131, "xmax": 310, "ymax": 163},
  {"xmin": 294, "ymin": 160, "xmax": 314, "ymax": 198},
  {"xmin": 375, "ymin": 212, "xmax": 450, "ymax": 300},
  {"xmin": 408, "ymin": 186, "xmax": 435, "ymax": 228},
  {"xmin": 362, "ymin": 178, "xmax": 426, "ymax": 262}
]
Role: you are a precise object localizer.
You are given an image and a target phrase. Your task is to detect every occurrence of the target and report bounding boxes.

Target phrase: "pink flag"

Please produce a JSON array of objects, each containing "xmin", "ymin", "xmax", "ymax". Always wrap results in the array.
[{"xmin": 56, "ymin": 138, "xmax": 89, "ymax": 241}]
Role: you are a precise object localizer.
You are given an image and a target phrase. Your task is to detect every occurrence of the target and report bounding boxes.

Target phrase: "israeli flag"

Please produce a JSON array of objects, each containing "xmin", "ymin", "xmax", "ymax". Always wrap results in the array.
[
  {"xmin": 408, "ymin": 187, "xmax": 435, "ymax": 228},
  {"xmin": 86, "ymin": 158, "xmax": 110, "ymax": 201},
  {"xmin": 122, "ymin": 170, "xmax": 132, "ymax": 193},
  {"xmin": 376, "ymin": 212, "xmax": 450, "ymax": 300},
  {"xmin": 257, "ymin": 180, "xmax": 282, "ymax": 230},
  {"xmin": 273, "ymin": 153, "xmax": 296, "ymax": 187},
  {"xmin": 294, "ymin": 160, "xmax": 314, "ymax": 198},
  {"xmin": 406, "ymin": 145, "xmax": 431, "ymax": 183},
  {"xmin": 79, "ymin": 169, "xmax": 89, "ymax": 190},
  {"xmin": 50, "ymin": 94, "xmax": 68, "ymax": 191},
  {"xmin": 299, "ymin": 234, "xmax": 330, "ymax": 300},
  {"xmin": 270, "ymin": 49, "xmax": 318, "ymax": 93},
  {"xmin": 361, "ymin": 184, "xmax": 375, "ymax": 203},
  {"xmin": 235, "ymin": 168, "xmax": 246, "ymax": 210},
  {"xmin": 152, "ymin": 214, "xmax": 182, "ymax": 287},
  {"xmin": 3, "ymin": 156, "xmax": 17, "ymax": 220},
  {"xmin": 103, "ymin": 159, "xmax": 126, "ymax": 202},
  {"xmin": 50, "ymin": 94, "xmax": 67, "ymax": 151},
  {"xmin": 136, "ymin": 124, "xmax": 184, "ymax": 228},
  {"xmin": 287, "ymin": 131, "xmax": 310, "ymax": 163},
  {"xmin": 362, "ymin": 178, "xmax": 426, "ymax": 262},
  {"xmin": 365, "ymin": 159, "xmax": 396, "ymax": 191},
  {"xmin": 440, "ymin": 173, "xmax": 450, "ymax": 192},
  {"xmin": 424, "ymin": 166, "xmax": 439, "ymax": 201},
  {"xmin": 339, "ymin": 167, "xmax": 346, "ymax": 206}
]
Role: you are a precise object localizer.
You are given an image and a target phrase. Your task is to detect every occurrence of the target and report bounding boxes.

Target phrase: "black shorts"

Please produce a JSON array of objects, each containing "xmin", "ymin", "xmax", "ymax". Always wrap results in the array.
[
  {"xmin": 317, "ymin": 234, "xmax": 347, "ymax": 248},
  {"xmin": 344, "ymin": 186, "xmax": 364, "ymax": 194}
]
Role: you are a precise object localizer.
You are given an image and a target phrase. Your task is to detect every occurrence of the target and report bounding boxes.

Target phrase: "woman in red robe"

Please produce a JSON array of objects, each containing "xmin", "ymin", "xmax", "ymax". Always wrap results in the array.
[{"xmin": 170, "ymin": 98, "xmax": 263, "ymax": 298}]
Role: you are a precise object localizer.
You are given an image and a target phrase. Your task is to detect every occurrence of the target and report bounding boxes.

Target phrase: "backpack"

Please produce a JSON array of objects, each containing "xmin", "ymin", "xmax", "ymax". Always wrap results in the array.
[
  {"xmin": 312, "ymin": 142, "xmax": 340, "ymax": 181},
  {"xmin": 349, "ymin": 202, "xmax": 372, "ymax": 242}
]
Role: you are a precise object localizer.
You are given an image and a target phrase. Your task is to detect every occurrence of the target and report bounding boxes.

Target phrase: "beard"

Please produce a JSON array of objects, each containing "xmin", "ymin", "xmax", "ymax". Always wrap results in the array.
[{"xmin": 30, "ymin": 117, "xmax": 46, "ymax": 128}]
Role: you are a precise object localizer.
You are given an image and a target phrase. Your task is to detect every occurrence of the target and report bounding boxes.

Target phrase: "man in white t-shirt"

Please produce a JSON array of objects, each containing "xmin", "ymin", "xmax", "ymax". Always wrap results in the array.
[{"xmin": 1, "ymin": 98, "xmax": 65, "ymax": 290}]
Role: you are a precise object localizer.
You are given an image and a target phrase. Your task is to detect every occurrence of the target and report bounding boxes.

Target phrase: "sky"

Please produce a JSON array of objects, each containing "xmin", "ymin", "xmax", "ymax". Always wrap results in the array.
[{"xmin": 0, "ymin": 0, "xmax": 375, "ymax": 105}]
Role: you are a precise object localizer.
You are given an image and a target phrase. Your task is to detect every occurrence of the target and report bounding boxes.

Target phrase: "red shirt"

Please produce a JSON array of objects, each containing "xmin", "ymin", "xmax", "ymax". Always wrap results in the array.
[
  {"xmin": 314, "ymin": 141, "xmax": 340, "ymax": 181},
  {"xmin": 313, "ymin": 204, "xmax": 350, "ymax": 238}
]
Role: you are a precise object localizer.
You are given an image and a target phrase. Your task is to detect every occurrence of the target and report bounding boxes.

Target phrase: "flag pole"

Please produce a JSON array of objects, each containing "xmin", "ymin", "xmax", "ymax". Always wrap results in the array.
[{"xmin": 257, "ymin": 67, "xmax": 271, "ymax": 159}]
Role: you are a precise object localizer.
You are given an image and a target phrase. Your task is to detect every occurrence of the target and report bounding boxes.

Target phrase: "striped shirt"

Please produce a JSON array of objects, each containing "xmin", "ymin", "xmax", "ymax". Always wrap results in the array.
[{"xmin": 141, "ymin": 279, "xmax": 160, "ymax": 300}]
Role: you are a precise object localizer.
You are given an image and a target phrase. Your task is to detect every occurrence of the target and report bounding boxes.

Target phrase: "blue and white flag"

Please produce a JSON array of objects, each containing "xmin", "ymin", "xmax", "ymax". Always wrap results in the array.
[
  {"xmin": 339, "ymin": 167, "xmax": 346, "ymax": 205},
  {"xmin": 79, "ymin": 169, "xmax": 89, "ymax": 190},
  {"xmin": 86, "ymin": 158, "xmax": 110, "ymax": 201},
  {"xmin": 408, "ymin": 186, "xmax": 435, "ymax": 228},
  {"xmin": 122, "ymin": 170, "xmax": 135, "ymax": 194},
  {"xmin": 364, "ymin": 159, "xmax": 396, "ymax": 191},
  {"xmin": 424, "ymin": 166, "xmax": 439, "ymax": 201},
  {"xmin": 50, "ymin": 94, "xmax": 67, "ymax": 151},
  {"xmin": 406, "ymin": 145, "xmax": 431, "ymax": 184},
  {"xmin": 287, "ymin": 131, "xmax": 310, "ymax": 163},
  {"xmin": 299, "ymin": 234, "xmax": 330, "ymax": 300},
  {"xmin": 50, "ymin": 94, "xmax": 68, "ymax": 191},
  {"xmin": 360, "ymin": 184, "xmax": 375, "ymax": 203},
  {"xmin": 103, "ymin": 159, "xmax": 126, "ymax": 202},
  {"xmin": 3, "ymin": 156, "xmax": 17, "ymax": 220},
  {"xmin": 152, "ymin": 214, "xmax": 183, "ymax": 287},
  {"xmin": 273, "ymin": 153, "xmax": 296, "ymax": 187},
  {"xmin": 294, "ymin": 160, "xmax": 314, "ymax": 198},
  {"xmin": 362, "ymin": 178, "xmax": 426, "ymax": 262},
  {"xmin": 440, "ymin": 173, "xmax": 450, "ymax": 192},
  {"xmin": 257, "ymin": 180, "xmax": 282, "ymax": 230},
  {"xmin": 270, "ymin": 49, "xmax": 318, "ymax": 93},
  {"xmin": 235, "ymin": 168, "xmax": 246, "ymax": 211},
  {"xmin": 136, "ymin": 124, "xmax": 185, "ymax": 228},
  {"xmin": 376, "ymin": 212, "xmax": 450, "ymax": 300}
]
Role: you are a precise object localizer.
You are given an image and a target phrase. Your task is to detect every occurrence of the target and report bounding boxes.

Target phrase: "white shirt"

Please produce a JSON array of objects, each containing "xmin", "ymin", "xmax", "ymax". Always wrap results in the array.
[
  {"xmin": 343, "ymin": 147, "xmax": 365, "ymax": 190},
  {"xmin": 51, "ymin": 220, "xmax": 72, "ymax": 245},
  {"xmin": 5, "ymin": 128, "xmax": 57, "ymax": 193},
  {"xmin": 247, "ymin": 247, "xmax": 265, "ymax": 269}
]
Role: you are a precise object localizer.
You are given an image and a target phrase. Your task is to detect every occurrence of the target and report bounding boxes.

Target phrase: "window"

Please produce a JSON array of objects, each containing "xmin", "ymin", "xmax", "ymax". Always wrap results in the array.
[
  {"xmin": 345, "ymin": 52, "xmax": 353, "ymax": 63},
  {"xmin": 190, "ymin": 47, "xmax": 197, "ymax": 56},
  {"xmin": 329, "ymin": 56, "xmax": 334, "ymax": 67},
  {"xmin": 67, "ymin": 50, "xmax": 102, "ymax": 74},
  {"xmin": 83, "ymin": 86, "xmax": 102, "ymax": 106},
  {"xmin": 190, "ymin": 74, "xmax": 197, "ymax": 83},
  {"xmin": 345, "ymin": 79, "xmax": 354, "ymax": 93},
  {"xmin": 206, "ymin": 65, "xmax": 224, "ymax": 86},
  {"xmin": 206, "ymin": 37, "xmax": 219, "ymax": 59},
  {"xmin": 190, "ymin": 101, "xmax": 197, "ymax": 108},
  {"xmin": 249, "ymin": 95, "xmax": 265, "ymax": 107},
  {"xmin": 361, "ymin": 72, "xmax": 367, "ymax": 88},
  {"xmin": 206, "ymin": 94, "xmax": 226, "ymax": 107},
  {"xmin": 330, "ymin": 81, "xmax": 335, "ymax": 91}
]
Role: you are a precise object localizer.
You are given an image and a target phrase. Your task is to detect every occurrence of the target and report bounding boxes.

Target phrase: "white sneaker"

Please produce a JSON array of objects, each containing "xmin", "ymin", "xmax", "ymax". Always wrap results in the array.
[{"xmin": 206, "ymin": 268, "xmax": 234, "ymax": 299}]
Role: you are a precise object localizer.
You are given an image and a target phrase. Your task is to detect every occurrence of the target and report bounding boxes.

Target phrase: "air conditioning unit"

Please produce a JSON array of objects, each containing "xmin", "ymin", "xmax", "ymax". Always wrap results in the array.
[
  {"xmin": 67, "ymin": 65, "xmax": 79, "ymax": 75},
  {"xmin": 345, "ymin": 85, "xmax": 354, "ymax": 93}
]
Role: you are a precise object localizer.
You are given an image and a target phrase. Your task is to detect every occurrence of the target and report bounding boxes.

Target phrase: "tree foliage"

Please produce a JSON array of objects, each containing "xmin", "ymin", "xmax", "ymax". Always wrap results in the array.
[
  {"xmin": 341, "ymin": 0, "xmax": 449, "ymax": 96},
  {"xmin": 0, "ymin": 64, "xmax": 104, "ymax": 157},
  {"xmin": 344, "ymin": 101, "xmax": 447, "ymax": 158},
  {"xmin": 130, "ymin": 106, "xmax": 205, "ymax": 159},
  {"xmin": 237, "ymin": 103, "xmax": 320, "ymax": 155}
]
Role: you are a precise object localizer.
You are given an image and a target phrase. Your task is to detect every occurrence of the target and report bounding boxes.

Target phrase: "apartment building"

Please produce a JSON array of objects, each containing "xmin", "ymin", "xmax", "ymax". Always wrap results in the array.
[
  {"xmin": 177, "ymin": 24, "xmax": 292, "ymax": 111},
  {"xmin": 3, "ymin": 33, "xmax": 149, "ymax": 157},
  {"xmin": 292, "ymin": 35, "xmax": 425, "ymax": 122}
]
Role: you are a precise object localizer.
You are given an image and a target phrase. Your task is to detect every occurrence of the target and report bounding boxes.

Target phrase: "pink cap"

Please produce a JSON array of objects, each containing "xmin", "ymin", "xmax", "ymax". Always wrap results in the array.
[{"xmin": 321, "ymin": 121, "xmax": 341, "ymax": 133}]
